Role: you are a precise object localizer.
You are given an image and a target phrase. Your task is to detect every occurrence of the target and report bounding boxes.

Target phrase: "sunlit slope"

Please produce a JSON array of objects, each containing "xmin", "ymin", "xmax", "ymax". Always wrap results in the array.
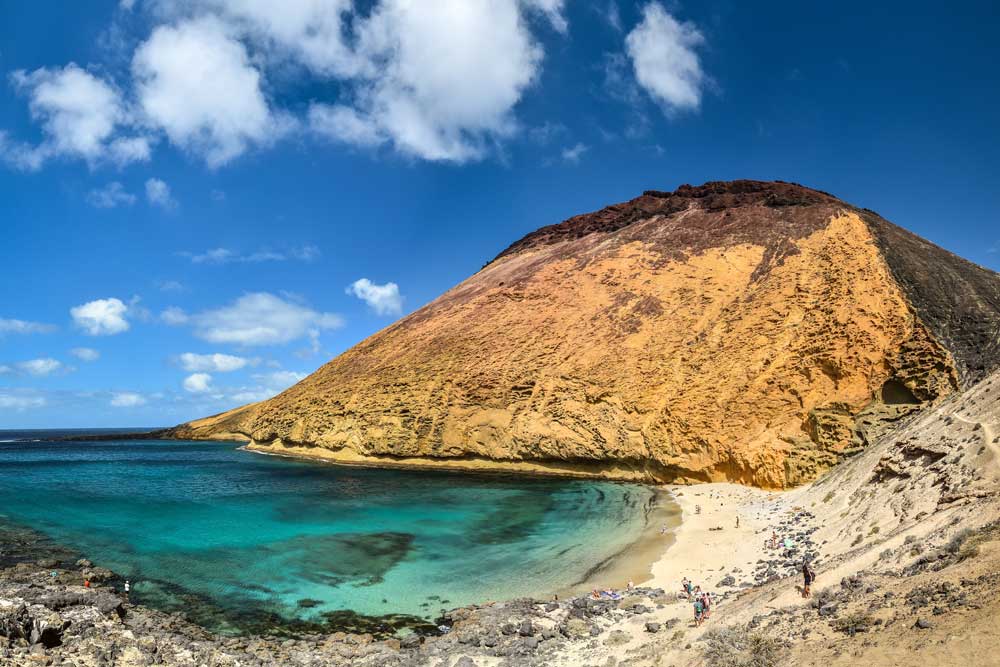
[{"xmin": 171, "ymin": 181, "xmax": 1000, "ymax": 487}]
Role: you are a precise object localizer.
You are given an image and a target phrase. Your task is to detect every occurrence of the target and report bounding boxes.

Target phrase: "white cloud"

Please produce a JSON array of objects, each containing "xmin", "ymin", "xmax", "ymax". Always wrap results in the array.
[
  {"xmin": 228, "ymin": 388, "xmax": 273, "ymax": 403},
  {"xmin": 160, "ymin": 306, "xmax": 189, "ymax": 325},
  {"xmin": 624, "ymin": 3, "xmax": 706, "ymax": 113},
  {"xmin": 70, "ymin": 297, "xmax": 130, "ymax": 336},
  {"xmin": 4, "ymin": 64, "xmax": 149, "ymax": 169},
  {"xmin": 0, "ymin": 393, "xmax": 47, "ymax": 410},
  {"xmin": 228, "ymin": 369, "xmax": 308, "ymax": 403},
  {"xmin": 561, "ymin": 142, "xmax": 589, "ymax": 163},
  {"xmin": 145, "ymin": 177, "xmax": 177, "ymax": 208},
  {"xmin": 0, "ymin": 318, "xmax": 56, "ymax": 335},
  {"xmin": 207, "ymin": 0, "xmax": 362, "ymax": 77},
  {"xmin": 86, "ymin": 181, "xmax": 136, "ymax": 208},
  {"xmin": 178, "ymin": 352, "xmax": 252, "ymax": 372},
  {"xmin": 521, "ymin": 0, "xmax": 568, "ymax": 33},
  {"xmin": 183, "ymin": 372, "xmax": 213, "ymax": 393},
  {"xmin": 111, "ymin": 392, "xmax": 146, "ymax": 407},
  {"xmin": 120, "ymin": 0, "xmax": 137, "ymax": 10},
  {"xmin": 110, "ymin": 136, "xmax": 155, "ymax": 163},
  {"xmin": 157, "ymin": 280, "xmax": 184, "ymax": 292},
  {"xmin": 70, "ymin": 347, "xmax": 100, "ymax": 362},
  {"xmin": 5, "ymin": 1, "xmax": 561, "ymax": 170},
  {"xmin": 188, "ymin": 292, "xmax": 343, "ymax": 346},
  {"xmin": 346, "ymin": 278, "xmax": 403, "ymax": 316},
  {"xmin": 308, "ymin": 0, "xmax": 545, "ymax": 162},
  {"xmin": 132, "ymin": 16, "xmax": 287, "ymax": 167},
  {"xmin": 16, "ymin": 358, "xmax": 63, "ymax": 377},
  {"xmin": 185, "ymin": 248, "xmax": 235, "ymax": 264},
  {"xmin": 308, "ymin": 104, "xmax": 385, "ymax": 148},
  {"xmin": 254, "ymin": 369, "xmax": 307, "ymax": 388},
  {"xmin": 181, "ymin": 245, "xmax": 320, "ymax": 264},
  {"xmin": 603, "ymin": 1, "xmax": 622, "ymax": 32}
]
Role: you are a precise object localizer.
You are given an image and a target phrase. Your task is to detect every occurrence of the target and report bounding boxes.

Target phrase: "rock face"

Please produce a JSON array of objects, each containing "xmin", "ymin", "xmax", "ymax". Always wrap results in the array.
[{"xmin": 171, "ymin": 180, "xmax": 1000, "ymax": 487}]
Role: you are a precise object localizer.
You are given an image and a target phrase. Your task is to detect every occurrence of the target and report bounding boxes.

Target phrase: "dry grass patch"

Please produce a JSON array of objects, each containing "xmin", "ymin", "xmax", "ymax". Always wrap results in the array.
[{"xmin": 701, "ymin": 626, "xmax": 786, "ymax": 667}]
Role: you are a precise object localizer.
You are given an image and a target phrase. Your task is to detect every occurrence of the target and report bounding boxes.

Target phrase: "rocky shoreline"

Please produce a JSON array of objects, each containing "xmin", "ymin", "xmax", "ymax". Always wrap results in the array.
[
  {"xmin": 0, "ymin": 553, "xmax": 693, "ymax": 667},
  {"xmin": 0, "ymin": 495, "xmax": 828, "ymax": 667},
  {"xmin": 0, "ymin": 474, "xmax": 836, "ymax": 667}
]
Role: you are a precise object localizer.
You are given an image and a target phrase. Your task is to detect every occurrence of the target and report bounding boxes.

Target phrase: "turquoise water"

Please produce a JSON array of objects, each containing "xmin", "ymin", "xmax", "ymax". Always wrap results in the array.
[{"xmin": 0, "ymin": 433, "xmax": 657, "ymax": 634}]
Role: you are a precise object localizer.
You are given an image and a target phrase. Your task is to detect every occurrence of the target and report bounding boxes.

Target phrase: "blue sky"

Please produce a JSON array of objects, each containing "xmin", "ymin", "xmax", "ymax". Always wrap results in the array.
[{"xmin": 1, "ymin": 1, "xmax": 998, "ymax": 428}]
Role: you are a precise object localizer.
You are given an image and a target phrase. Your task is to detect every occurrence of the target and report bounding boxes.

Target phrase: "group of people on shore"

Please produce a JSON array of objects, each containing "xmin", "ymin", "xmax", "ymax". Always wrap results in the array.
[
  {"xmin": 680, "ymin": 577, "xmax": 713, "ymax": 626},
  {"xmin": 589, "ymin": 579, "xmax": 640, "ymax": 601}
]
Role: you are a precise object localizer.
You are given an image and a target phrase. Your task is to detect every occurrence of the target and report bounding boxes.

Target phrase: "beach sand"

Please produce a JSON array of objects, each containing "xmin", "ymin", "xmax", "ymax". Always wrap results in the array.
[{"xmin": 650, "ymin": 483, "xmax": 777, "ymax": 593}]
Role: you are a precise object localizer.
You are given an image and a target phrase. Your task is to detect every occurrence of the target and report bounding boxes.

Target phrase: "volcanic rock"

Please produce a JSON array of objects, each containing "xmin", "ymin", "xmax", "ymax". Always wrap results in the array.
[{"xmin": 169, "ymin": 180, "xmax": 1000, "ymax": 487}]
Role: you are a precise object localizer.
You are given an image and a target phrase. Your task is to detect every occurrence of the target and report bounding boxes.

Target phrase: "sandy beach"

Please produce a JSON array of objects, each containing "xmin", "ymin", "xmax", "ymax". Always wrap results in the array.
[{"xmin": 650, "ymin": 484, "xmax": 777, "ymax": 592}]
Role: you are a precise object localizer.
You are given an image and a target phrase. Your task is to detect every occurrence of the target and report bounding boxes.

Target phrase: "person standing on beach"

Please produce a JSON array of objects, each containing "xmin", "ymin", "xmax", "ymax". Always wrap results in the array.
[
  {"xmin": 801, "ymin": 559, "xmax": 816, "ymax": 597},
  {"xmin": 124, "ymin": 580, "xmax": 131, "ymax": 597}
]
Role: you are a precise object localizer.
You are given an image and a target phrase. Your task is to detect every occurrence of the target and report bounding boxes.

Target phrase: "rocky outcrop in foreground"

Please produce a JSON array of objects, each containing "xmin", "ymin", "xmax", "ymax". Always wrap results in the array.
[
  {"xmin": 0, "ymin": 559, "xmax": 684, "ymax": 667},
  {"xmin": 170, "ymin": 180, "xmax": 1000, "ymax": 487}
]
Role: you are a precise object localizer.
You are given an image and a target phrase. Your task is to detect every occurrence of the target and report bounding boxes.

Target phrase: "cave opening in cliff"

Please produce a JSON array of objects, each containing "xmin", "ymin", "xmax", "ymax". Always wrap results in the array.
[{"xmin": 881, "ymin": 379, "xmax": 920, "ymax": 405}]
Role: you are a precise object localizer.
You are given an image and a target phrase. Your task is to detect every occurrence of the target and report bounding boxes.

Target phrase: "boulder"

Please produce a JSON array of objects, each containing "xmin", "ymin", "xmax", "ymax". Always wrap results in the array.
[{"xmin": 561, "ymin": 618, "xmax": 590, "ymax": 639}]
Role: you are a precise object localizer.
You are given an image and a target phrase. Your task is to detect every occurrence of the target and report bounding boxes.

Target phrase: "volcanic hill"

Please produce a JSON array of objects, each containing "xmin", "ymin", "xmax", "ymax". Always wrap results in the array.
[{"xmin": 170, "ymin": 180, "xmax": 1000, "ymax": 488}]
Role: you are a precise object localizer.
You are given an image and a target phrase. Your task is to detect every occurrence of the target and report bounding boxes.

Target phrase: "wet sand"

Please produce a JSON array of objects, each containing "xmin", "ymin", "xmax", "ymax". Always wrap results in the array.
[{"xmin": 557, "ymin": 487, "xmax": 682, "ymax": 598}]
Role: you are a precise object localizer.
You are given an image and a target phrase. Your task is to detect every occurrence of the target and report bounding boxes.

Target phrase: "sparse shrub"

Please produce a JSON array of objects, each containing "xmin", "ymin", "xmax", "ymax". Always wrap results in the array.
[
  {"xmin": 851, "ymin": 534, "xmax": 863, "ymax": 547},
  {"xmin": 869, "ymin": 526, "xmax": 880, "ymax": 536},
  {"xmin": 822, "ymin": 491, "xmax": 836, "ymax": 503},
  {"xmin": 813, "ymin": 587, "xmax": 838, "ymax": 608},
  {"xmin": 832, "ymin": 611, "xmax": 874, "ymax": 633},
  {"xmin": 950, "ymin": 523, "xmax": 1000, "ymax": 562},
  {"xmin": 958, "ymin": 541, "xmax": 981, "ymax": 561},
  {"xmin": 904, "ymin": 535, "xmax": 917, "ymax": 544},
  {"xmin": 945, "ymin": 528, "xmax": 973, "ymax": 554},
  {"xmin": 701, "ymin": 626, "xmax": 786, "ymax": 667}
]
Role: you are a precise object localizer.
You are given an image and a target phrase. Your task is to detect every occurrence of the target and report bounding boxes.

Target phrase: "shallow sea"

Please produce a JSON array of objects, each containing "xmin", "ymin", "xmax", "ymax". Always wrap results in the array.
[{"xmin": 0, "ymin": 431, "xmax": 663, "ymax": 634}]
